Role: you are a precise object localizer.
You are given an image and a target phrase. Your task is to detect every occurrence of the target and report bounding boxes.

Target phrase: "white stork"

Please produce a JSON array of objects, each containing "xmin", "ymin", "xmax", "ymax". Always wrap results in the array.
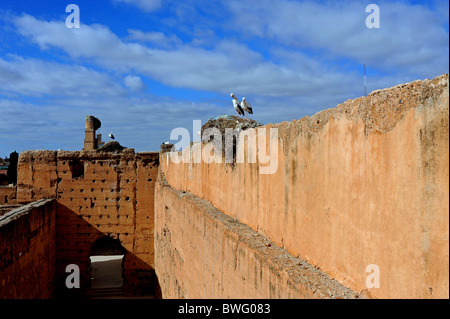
[
  {"xmin": 230, "ymin": 93, "xmax": 244, "ymax": 116},
  {"xmin": 241, "ymin": 97, "xmax": 253, "ymax": 118}
]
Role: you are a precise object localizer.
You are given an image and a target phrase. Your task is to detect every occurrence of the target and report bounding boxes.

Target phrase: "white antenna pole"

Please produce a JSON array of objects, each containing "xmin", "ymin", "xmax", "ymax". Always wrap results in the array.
[{"xmin": 364, "ymin": 64, "xmax": 367, "ymax": 96}]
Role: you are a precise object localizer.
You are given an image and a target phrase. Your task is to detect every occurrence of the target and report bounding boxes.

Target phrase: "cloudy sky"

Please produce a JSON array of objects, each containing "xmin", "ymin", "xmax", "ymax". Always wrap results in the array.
[{"xmin": 0, "ymin": 0, "xmax": 448, "ymax": 157}]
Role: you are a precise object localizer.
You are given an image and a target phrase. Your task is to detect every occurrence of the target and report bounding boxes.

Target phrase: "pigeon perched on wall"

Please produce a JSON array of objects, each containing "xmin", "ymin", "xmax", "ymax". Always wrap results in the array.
[{"xmin": 230, "ymin": 93, "xmax": 244, "ymax": 116}]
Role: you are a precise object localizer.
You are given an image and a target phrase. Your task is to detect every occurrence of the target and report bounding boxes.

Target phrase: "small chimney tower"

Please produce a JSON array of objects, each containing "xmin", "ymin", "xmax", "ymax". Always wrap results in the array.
[{"xmin": 84, "ymin": 115, "xmax": 102, "ymax": 150}]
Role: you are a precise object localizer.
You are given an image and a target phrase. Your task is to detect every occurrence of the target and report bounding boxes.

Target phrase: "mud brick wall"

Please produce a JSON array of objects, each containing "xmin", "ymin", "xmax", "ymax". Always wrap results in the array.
[
  {"xmin": 6, "ymin": 73, "xmax": 448, "ymax": 299},
  {"xmin": 155, "ymin": 173, "xmax": 358, "ymax": 299},
  {"xmin": 0, "ymin": 199, "xmax": 56, "ymax": 299},
  {"xmin": 0, "ymin": 186, "xmax": 16, "ymax": 205},
  {"xmin": 159, "ymin": 74, "xmax": 449, "ymax": 299},
  {"xmin": 16, "ymin": 149, "xmax": 158, "ymax": 296}
]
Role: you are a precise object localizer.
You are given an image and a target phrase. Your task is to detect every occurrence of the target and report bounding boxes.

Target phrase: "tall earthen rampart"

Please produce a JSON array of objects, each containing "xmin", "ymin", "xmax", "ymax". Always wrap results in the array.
[{"xmin": 157, "ymin": 74, "xmax": 449, "ymax": 299}]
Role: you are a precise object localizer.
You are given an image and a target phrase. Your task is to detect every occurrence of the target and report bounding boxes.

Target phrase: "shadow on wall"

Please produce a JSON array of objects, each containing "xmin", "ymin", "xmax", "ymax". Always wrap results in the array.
[{"xmin": 54, "ymin": 202, "xmax": 159, "ymax": 299}]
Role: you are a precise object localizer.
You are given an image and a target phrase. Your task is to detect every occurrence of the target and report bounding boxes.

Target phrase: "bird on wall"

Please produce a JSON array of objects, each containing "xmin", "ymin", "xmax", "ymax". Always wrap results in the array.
[
  {"xmin": 108, "ymin": 132, "xmax": 115, "ymax": 140},
  {"xmin": 241, "ymin": 97, "xmax": 253, "ymax": 118},
  {"xmin": 230, "ymin": 93, "xmax": 245, "ymax": 116}
]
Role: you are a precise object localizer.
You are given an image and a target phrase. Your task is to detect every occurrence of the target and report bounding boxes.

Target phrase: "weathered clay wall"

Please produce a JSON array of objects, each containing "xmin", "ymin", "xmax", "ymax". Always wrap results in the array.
[
  {"xmin": 155, "ymin": 173, "xmax": 358, "ymax": 299},
  {"xmin": 16, "ymin": 149, "xmax": 158, "ymax": 296},
  {"xmin": 159, "ymin": 74, "xmax": 449, "ymax": 299},
  {"xmin": 0, "ymin": 199, "xmax": 56, "ymax": 298},
  {"xmin": 0, "ymin": 186, "xmax": 16, "ymax": 205}
]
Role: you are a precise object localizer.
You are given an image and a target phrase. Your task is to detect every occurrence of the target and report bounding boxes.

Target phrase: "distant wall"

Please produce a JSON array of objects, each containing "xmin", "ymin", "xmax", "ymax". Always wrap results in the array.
[
  {"xmin": 0, "ymin": 186, "xmax": 16, "ymax": 205},
  {"xmin": 16, "ymin": 149, "xmax": 158, "ymax": 296},
  {"xmin": 0, "ymin": 199, "xmax": 56, "ymax": 299},
  {"xmin": 159, "ymin": 74, "xmax": 449, "ymax": 299}
]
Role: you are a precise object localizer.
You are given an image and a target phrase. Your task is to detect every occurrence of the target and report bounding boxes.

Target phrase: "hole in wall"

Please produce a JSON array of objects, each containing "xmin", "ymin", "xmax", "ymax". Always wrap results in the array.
[
  {"xmin": 69, "ymin": 160, "xmax": 84, "ymax": 179},
  {"xmin": 89, "ymin": 236, "xmax": 125, "ymax": 291}
]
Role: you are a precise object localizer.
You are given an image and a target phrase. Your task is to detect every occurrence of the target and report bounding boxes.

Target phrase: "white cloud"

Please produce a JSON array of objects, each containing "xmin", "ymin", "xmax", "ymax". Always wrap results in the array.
[
  {"xmin": 127, "ymin": 29, "xmax": 181, "ymax": 47},
  {"xmin": 124, "ymin": 75, "xmax": 146, "ymax": 92},
  {"xmin": 12, "ymin": 14, "xmax": 356, "ymax": 98},
  {"xmin": 113, "ymin": 0, "xmax": 162, "ymax": 12},
  {"xmin": 226, "ymin": 0, "xmax": 449, "ymax": 78},
  {"xmin": 0, "ymin": 55, "xmax": 125, "ymax": 97}
]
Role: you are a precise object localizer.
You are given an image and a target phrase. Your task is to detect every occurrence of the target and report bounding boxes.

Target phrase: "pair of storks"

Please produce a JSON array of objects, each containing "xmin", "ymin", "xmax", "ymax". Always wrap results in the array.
[
  {"xmin": 231, "ymin": 93, "xmax": 253, "ymax": 117},
  {"xmin": 108, "ymin": 94, "xmax": 253, "ymax": 141}
]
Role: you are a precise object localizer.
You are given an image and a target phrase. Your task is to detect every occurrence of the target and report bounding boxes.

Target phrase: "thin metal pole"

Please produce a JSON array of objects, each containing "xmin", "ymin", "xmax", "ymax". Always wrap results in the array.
[{"xmin": 364, "ymin": 64, "xmax": 367, "ymax": 96}]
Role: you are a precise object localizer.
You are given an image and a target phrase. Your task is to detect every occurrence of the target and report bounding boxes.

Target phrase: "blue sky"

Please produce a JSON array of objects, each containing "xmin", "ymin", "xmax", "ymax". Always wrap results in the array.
[{"xmin": 0, "ymin": 0, "xmax": 448, "ymax": 157}]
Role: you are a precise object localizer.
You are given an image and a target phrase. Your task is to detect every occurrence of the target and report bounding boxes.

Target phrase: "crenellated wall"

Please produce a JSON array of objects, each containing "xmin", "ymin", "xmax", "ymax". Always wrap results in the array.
[{"xmin": 157, "ymin": 74, "xmax": 449, "ymax": 299}]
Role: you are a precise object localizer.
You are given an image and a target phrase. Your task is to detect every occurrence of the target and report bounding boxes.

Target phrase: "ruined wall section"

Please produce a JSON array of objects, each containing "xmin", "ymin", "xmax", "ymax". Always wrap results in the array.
[
  {"xmin": 159, "ymin": 74, "xmax": 449, "ymax": 299},
  {"xmin": 17, "ymin": 151, "xmax": 58, "ymax": 203},
  {"xmin": 0, "ymin": 186, "xmax": 16, "ymax": 205},
  {"xmin": 16, "ymin": 149, "xmax": 158, "ymax": 296},
  {"xmin": 0, "ymin": 199, "xmax": 56, "ymax": 298}
]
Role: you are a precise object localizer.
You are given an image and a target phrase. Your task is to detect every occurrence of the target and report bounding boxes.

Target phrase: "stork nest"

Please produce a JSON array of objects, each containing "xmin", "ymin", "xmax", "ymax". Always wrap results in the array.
[
  {"xmin": 201, "ymin": 115, "xmax": 263, "ymax": 136},
  {"xmin": 160, "ymin": 143, "xmax": 175, "ymax": 153},
  {"xmin": 200, "ymin": 114, "xmax": 263, "ymax": 163},
  {"xmin": 97, "ymin": 141, "xmax": 125, "ymax": 153}
]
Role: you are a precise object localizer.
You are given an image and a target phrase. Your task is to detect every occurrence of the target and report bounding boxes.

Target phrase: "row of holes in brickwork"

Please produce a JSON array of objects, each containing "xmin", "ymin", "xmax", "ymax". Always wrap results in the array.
[
  {"xmin": 63, "ymin": 171, "xmax": 152, "ymax": 178},
  {"xmin": 61, "ymin": 160, "xmax": 121, "ymax": 166},
  {"xmin": 75, "ymin": 213, "xmax": 150, "ymax": 220},
  {"xmin": 78, "ymin": 214, "xmax": 130, "ymax": 219},
  {"xmin": 69, "ymin": 196, "xmax": 131, "ymax": 202},
  {"xmin": 66, "ymin": 178, "xmax": 152, "ymax": 192},
  {"xmin": 64, "ymin": 178, "xmax": 153, "ymax": 184}
]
